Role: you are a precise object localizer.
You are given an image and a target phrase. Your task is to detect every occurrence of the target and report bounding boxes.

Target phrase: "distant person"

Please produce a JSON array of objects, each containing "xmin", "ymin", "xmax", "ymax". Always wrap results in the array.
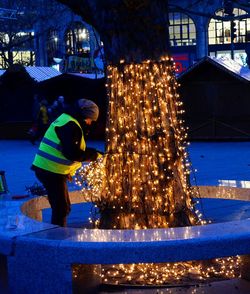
[
  {"xmin": 31, "ymin": 98, "xmax": 102, "ymax": 227},
  {"xmin": 37, "ymin": 99, "xmax": 50, "ymax": 137},
  {"xmin": 57, "ymin": 95, "xmax": 65, "ymax": 112},
  {"xmin": 48, "ymin": 95, "xmax": 65, "ymax": 122},
  {"xmin": 28, "ymin": 97, "xmax": 49, "ymax": 144},
  {"xmin": 31, "ymin": 94, "xmax": 40, "ymax": 123}
]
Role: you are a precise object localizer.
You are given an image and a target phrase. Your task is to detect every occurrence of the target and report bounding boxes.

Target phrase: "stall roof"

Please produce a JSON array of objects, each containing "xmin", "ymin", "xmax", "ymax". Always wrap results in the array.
[
  {"xmin": 178, "ymin": 56, "xmax": 250, "ymax": 82},
  {"xmin": 69, "ymin": 72, "xmax": 105, "ymax": 79},
  {"xmin": 0, "ymin": 69, "xmax": 6, "ymax": 76},
  {"xmin": 25, "ymin": 66, "xmax": 61, "ymax": 82}
]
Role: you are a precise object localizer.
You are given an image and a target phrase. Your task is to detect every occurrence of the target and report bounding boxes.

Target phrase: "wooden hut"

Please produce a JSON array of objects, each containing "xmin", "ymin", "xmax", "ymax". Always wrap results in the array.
[
  {"xmin": 178, "ymin": 57, "xmax": 250, "ymax": 140},
  {"xmin": 0, "ymin": 65, "xmax": 61, "ymax": 139}
]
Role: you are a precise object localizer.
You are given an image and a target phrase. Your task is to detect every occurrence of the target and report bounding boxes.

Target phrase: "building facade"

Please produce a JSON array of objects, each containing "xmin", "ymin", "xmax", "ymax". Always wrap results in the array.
[
  {"xmin": 1, "ymin": 0, "xmax": 250, "ymax": 73},
  {"xmin": 33, "ymin": 1, "xmax": 102, "ymax": 73},
  {"xmin": 0, "ymin": 1, "xmax": 102, "ymax": 72},
  {"xmin": 168, "ymin": 0, "xmax": 250, "ymax": 74}
]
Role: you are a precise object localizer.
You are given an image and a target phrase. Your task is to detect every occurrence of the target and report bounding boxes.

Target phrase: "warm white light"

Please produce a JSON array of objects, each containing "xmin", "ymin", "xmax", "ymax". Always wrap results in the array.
[
  {"xmin": 79, "ymin": 29, "xmax": 87, "ymax": 39},
  {"xmin": 72, "ymin": 55, "xmax": 218, "ymax": 285}
]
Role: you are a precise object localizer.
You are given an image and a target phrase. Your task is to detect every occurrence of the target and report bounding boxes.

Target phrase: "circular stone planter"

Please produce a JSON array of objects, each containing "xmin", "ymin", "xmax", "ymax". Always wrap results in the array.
[
  {"xmin": 2, "ymin": 186, "xmax": 250, "ymax": 294},
  {"xmin": 20, "ymin": 186, "xmax": 250, "ymax": 278}
]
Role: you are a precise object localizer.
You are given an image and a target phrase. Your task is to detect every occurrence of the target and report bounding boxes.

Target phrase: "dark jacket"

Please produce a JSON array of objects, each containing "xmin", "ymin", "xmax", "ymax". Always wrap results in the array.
[{"xmin": 31, "ymin": 104, "xmax": 99, "ymax": 173}]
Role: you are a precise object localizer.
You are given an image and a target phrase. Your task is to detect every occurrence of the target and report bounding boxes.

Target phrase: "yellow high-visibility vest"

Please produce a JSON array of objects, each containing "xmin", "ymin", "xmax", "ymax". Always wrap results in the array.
[{"xmin": 33, "ymin": 113, "xmax": 86, "ymax": 175}]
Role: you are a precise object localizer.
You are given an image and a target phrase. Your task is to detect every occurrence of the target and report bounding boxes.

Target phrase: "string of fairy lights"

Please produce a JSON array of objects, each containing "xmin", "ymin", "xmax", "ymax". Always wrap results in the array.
[
  {"xmin": 73, "ymin": 55, "xmax": 240, "ymax": 285},
  {"xmin": 72, "ymin": 256, "xmax": 240, "ymax": 286},
  {"xmin": 100, "ymin": 257, "xmax": 240, "ymax": 285},
  {"xmin": 75, "ymin": 56, "xmax": 202, "ymax": 229}
]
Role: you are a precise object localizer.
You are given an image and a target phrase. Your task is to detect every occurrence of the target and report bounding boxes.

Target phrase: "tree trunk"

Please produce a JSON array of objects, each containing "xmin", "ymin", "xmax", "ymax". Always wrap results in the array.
[
  {"xmin": 99, "ymin": 58, "xmax": 198, "ymax": 229},
  {"xmin": 58, "ymin": 0, "xmax": 170, "ymax": 63},
  {"xmin": 57, "ymin": 0, "xmax": 199, "ymax": 229}
]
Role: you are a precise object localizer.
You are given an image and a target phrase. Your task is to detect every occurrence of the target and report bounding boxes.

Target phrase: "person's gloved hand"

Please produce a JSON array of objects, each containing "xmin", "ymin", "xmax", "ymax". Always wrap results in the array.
[{"xmin": 84, "ymin": 147, "xmax": 104, "ymax": 161}]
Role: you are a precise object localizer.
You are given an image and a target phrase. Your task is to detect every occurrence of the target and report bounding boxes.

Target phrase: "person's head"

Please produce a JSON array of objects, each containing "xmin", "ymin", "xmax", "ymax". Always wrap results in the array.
[
  {"xmin": 40, "ymin": 99, "xmax": 48, "ymax": 106},
  {"xmin": 77, "ymin": 98, "xmax": 99, "ymax": 125},
  {"xmin": 52, "ymin": 100, "xmax": 58, "ymax": 107},
  {"xmin": 57, "ymin": 96, "xmax": 64, "ymax": 104}
]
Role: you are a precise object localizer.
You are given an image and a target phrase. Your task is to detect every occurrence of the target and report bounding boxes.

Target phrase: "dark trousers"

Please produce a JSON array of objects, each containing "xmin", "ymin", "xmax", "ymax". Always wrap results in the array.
[{"xmin": 34, "ymin": 169, "xmax": 71, "ymax": 227}]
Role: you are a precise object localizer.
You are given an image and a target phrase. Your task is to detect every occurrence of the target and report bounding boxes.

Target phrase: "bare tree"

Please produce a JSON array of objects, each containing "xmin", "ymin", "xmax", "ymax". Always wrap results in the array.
[{"xmin": 0, "ymin": 0, "xmax": 64, "ymax": 68}]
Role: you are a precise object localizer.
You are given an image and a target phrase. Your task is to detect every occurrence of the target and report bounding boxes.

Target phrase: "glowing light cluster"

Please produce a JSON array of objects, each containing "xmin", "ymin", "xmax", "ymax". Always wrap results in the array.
[
  {"xmin": 100, "ymin": 256, "xmax": 240, "ymax": 286},
  {"xmin": 72, "ymin": 55, "xmax": 238, "ymax": 286},
  {"xmin": 102, "ymin": 256, "xmax": 240, "ymax": 285},
  {"xmin": 75, "ymin": 56, "xmax": 203, "ymax": 229},
  {"xmin": 72, "ymin": 256, "xmax": 240, "ymax": 287},
  {"xmin": 74, "ymin": 156, "xmax": 106, "ymax": 203},
  {"xmin": 102, "ymin": 56, "xmax": 199, "ymax": 228}
]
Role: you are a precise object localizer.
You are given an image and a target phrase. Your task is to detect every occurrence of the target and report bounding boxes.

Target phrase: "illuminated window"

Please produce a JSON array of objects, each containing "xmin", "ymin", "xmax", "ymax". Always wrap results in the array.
[
  {"xmin": 65, "ymin": 22, "xmax": 90, "ymax": 55},
  {"xmin": 169, "ymin": 12, "xmax": 196, "ymax": 46},
  {"xmin": 0, "ymin": 51, "xmax": 35, "ymax": 68},
  {"xmin": 0, "ymin": 31, "xmax": 35, "ymax": 68},
  {"xmin": 13, "ymin": 51, "xmax": 35, "ymax": 65},
  {"xmin": 0, "ymin": 56, "xmax": 5, "ymax": 68},
  {"xmin": 208, "ymin": 8, "xmax": 250, "ymax": 45}
]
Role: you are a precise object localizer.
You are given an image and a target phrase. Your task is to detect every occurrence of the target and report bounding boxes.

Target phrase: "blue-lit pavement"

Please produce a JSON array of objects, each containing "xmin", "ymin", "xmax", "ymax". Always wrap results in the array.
[
  {"xmin": 1, "ymin": 139, "xmax": 250, "ymax": 293},
  {"xmin": 2, "ymin": 140, "xmax": 250, "ymax": 195},
  {"xmin": 1, "ymin": 139, "xmax": 250, "ymax": 223},
  {"xmin": 0, "ymin": 139, "xmax": 105, "ymax": 196}
]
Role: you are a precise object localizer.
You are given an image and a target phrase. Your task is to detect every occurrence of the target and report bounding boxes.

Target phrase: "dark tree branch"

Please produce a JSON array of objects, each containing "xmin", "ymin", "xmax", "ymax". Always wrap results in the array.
[
  {"xmin": 169, "ymin": 3, "xmax": 250, "ymax": 21},
  {"xmin": 56, "ymin": 0, "xmax": 95, "ymax": 25}
]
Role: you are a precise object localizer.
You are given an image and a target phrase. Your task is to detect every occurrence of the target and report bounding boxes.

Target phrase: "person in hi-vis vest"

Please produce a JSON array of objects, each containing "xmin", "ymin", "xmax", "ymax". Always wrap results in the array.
[{"xmin": 31, "ymin": 98, "xmax": 101, "ymax": 226}]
